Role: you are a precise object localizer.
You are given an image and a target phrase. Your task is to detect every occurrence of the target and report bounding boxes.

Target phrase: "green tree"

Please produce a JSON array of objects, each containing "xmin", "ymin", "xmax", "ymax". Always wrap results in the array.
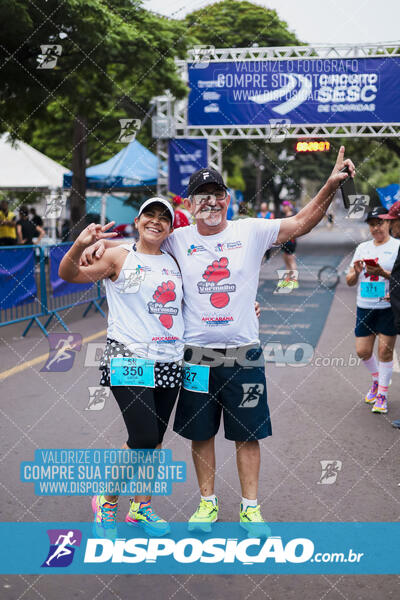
[
  {"xmin": 339, "ymin": 138, "xmax": 400, "ymax": 204},
  {"xmin": 185, "ymin": 0, "xmax": 299, "ymax": 48},
  {"xmin": 0, "ymin": 0, "xmax": 189, "ymax": 235}
]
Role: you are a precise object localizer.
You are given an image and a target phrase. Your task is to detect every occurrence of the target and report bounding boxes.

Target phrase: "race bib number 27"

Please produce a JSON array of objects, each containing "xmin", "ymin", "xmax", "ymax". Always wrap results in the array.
[{"xmin": 183, "ymin": 363, "xmax": 210, "ymax": 394}]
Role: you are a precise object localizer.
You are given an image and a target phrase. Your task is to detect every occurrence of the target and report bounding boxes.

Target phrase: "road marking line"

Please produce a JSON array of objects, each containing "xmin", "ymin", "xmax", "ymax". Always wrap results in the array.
[{"xmin": 0, "ymin": 329, "xmax": 107, "ymax": 382}]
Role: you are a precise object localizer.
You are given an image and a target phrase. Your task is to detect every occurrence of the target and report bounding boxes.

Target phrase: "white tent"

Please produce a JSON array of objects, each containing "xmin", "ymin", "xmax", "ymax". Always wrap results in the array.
[
  {"xmin": 0, "ymin": 133, "xmax": 69, "ymax": 240},
  {"xmin": 0, "ymin": 133, "xmax": 68, "ymax": 189}
]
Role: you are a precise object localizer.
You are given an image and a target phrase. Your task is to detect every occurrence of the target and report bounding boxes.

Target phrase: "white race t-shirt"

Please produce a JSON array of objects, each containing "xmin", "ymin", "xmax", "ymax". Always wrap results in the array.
[
  {"xmin": 350, "ymin": 236, "xmax": 400, "ymax": 309},
  {"xmin": 162, "ymin": 218, "xmax": 281, "ymax": 347},
  {"xmin": 104, "ymin": 244, "xmax": 184, "ymax": 361}
]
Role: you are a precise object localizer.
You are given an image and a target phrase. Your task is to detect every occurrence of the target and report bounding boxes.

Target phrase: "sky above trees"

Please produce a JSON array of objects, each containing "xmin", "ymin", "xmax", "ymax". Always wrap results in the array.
[{"xmin": 145, "ymin": 0, "xmax": 400, "ymax": 46}]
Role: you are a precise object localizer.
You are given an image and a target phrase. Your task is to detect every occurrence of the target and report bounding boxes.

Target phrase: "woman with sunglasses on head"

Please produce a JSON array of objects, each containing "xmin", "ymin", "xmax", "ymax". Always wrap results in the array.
[
  {"xmin": 346, "ymin": 206, "xmax": 400, "ymax": 414},
  {"xmin": 59, "ymin": 198, "xmax": 184, "ymax": 539}
]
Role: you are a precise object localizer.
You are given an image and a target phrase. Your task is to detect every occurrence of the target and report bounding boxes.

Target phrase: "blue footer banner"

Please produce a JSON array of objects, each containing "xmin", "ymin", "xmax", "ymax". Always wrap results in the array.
[{"xmin": 0, "ymin": 522, "xmax": 399, "ymax": 574}]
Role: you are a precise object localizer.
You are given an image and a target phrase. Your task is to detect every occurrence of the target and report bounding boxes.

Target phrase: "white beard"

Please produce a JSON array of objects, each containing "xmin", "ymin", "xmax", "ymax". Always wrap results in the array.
[{"xmin": 202, "ymin": 210, "xmax": 222, "ymax": 226}]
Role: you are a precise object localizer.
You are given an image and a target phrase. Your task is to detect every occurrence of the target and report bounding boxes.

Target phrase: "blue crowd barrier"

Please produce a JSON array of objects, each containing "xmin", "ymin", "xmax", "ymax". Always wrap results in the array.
[{"xmin": 0, "ymin": 243, "xmax": 106, "ymax": 337}]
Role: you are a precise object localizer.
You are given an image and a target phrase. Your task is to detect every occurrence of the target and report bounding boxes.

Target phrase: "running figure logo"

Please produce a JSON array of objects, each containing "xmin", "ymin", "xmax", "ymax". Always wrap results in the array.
[
  {"xmin": 317, "ymin": 460, "xmax": 342, "ymax": 484},
  {"xmin": 42, "ymin": 529, "xmax": 82, "ymax": 568},
  {"xmin": 148, "ymin": 281, "xmax": 178, "ymax": 329},
  {"xmin": 347, "ymin": 195, "xmax": 370, "ymax": 219},
  {"xmin": 44, "ymin": 192, "xmax": 66, "ymax": 218},
  {"xmin": 198, "ymin": 257, "xmax": 236, "ymax": 308},
  {"xmin": 85, "ymin": 387, "xmax": 110, "ymax": 411},
  {"xmin": 41, "ymin": 334, "xmax": 82, "ymax": 372},
  {"xmin": 37, "ymin": 45, "xmax": 62, "ymax": 69},
  {"xmin": 117, "ymin": 118, "xmax": 141, "ymax": 143},
  {"xmin": 275, "ymin": 269, "xmax": 299, "ymax": 293},
  {"xmin": 239, "ymin": 383, "xmax": 264, "ymax": 408}
]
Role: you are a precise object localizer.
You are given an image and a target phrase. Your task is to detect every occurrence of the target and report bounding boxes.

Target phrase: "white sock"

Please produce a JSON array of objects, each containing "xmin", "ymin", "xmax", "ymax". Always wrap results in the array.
[
  {"xmin": 378, "ymin": 360, "xmax": 393, "ymax": 396},
  {"xmin": 201, "ymin": 494, "xmax": 217, "ymax": 505},
  {"xmin": 242, "ymin": 497, "xmax": 257, "ymax": 511},
  {"xmin": 362, "ymin": 355, "xmax": 379, "ymax": 381}
]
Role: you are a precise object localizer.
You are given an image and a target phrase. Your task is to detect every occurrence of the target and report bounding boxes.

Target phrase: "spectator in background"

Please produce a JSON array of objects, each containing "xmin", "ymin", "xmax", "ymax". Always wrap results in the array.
[
  {"xmin": 112, "ymin": 222, "xmax": 137, "ymax": 240},
  {"xmin": 16, "ymin": 206, "xmax": 44, "ymax": 245},
  {"xmin": 258, "ymin": 201, "xmax": 275, "ymax": 260},
  {"xmin": 233, "ymin": 201, "xmax": 250, "ymax": 220},
  {"xmin": 0, "ymin": 199, "xmax": 17, "ymax": 246},
  {"xmin": 379, "ymin": 200, "xmax": 400, "ymax": 241},
  {"xmin": 172, "ymin": 195, "xmax": 190, "ymax": 229},
  {"xmin": 280, "ymin": 200, "xmax": 298, "ymax": 288},
  {"xmin": 227, "ymin": 196, "xmax": 234, "ymax": 221},
  {"xmin": 378, "ymin": 201, "xmax": 400, "ymax": 428},
  {"xmin": 257, "ymin": 201, "xmax": 274, "ymax": 219},
  {"xmin": 30, "ymin": 207, "xmax": 43, "ymax": 228}
]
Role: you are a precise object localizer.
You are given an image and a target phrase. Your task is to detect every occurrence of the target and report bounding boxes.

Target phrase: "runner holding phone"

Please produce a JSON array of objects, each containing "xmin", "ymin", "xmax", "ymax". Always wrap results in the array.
[{"xmin": 346, "ymin": 207, "xmax": 400, "ymax": 413}]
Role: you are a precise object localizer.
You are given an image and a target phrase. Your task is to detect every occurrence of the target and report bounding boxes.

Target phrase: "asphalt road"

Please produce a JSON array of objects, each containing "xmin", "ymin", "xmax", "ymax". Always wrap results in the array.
[{"xmin": 0, "ymin": 216, "xmax": 398, "ymax": 599}]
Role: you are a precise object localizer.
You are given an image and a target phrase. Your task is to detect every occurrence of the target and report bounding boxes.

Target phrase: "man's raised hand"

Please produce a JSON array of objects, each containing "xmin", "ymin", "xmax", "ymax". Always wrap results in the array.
[{"xmin": 326, "ymin": 146, "xmax": 356, "ymax": 194}]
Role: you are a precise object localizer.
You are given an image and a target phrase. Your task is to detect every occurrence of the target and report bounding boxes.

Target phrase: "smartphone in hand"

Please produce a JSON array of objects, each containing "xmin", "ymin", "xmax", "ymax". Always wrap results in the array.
[
  {"xmin": 363, "ymin": 258, "xmax": 378, "ymax": 266},
  {"xmin": 339, "ymin": 165, "xmax": 356, "ymax": 209}
]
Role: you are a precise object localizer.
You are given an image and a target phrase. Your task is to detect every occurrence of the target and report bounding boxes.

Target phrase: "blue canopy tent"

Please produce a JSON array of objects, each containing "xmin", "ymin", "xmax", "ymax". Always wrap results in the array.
[
  {"xmin": 63, "ymin": 140, "xmax": 165, "ymax": 223},
  {"xmin": 63, "ymin": 140, "xmax": 161, "ymax": 190}
]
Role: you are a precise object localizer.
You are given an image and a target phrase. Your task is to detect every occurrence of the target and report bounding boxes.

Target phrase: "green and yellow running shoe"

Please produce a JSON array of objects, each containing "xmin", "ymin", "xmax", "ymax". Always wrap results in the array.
[
  {"xmin": 188, "ymin": 498, "xmax": 219, "ymax": 532},
  {"xmin": 239, "ymin": 504, "xmax": 271, "ymax": 538},
  {"xmin": 125, "ymin": 500, "xmax": 170, "ymax": 536},
  {"xmin": 92, "ymin": 495, "xmax": 118, "ymax": 540}
]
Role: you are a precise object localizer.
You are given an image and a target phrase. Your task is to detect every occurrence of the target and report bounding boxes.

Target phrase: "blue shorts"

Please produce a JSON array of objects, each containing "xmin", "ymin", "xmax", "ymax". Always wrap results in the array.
[
  {"xmin": 355, "ymin": 306, "xmax": 397, "ymax": 337},
  {"xmin": 173, "ymin": 345, "xmax": 272, "ymax": 442}
]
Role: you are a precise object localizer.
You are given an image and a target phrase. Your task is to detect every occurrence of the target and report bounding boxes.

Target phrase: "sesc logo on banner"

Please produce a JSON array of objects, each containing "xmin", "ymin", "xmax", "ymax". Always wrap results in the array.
[{"xmin": 188, "ymin": 57, "xmax": 400, "ymax": 126}]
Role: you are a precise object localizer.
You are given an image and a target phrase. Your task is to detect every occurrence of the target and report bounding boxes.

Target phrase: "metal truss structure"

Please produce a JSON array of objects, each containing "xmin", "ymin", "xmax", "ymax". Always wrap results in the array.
[
  {"xmin": 154, "ymin": 43, "xmax": 400, "ymax": 196},
  {"xmin": 184, "ymin": 42, "xmax": 400, "ymax": 62}
]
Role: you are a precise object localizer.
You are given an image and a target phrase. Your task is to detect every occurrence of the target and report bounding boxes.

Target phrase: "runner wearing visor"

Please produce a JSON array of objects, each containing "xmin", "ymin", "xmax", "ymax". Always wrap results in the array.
[
  {"xmin": 346, "ymin": 206, "xmax": 399, "ymax": 414},
  {"xmin": 59, "ymin": 198, "xmax": 184, "ymax": 539}
]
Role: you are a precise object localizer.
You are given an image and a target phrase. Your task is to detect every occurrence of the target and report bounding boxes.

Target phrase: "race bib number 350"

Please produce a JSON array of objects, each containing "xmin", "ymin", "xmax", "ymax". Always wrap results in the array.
[
  {"xmin": 110, "ymin": 357, "xmax": 155, "ymax": 387},
  {"xmin": 183, "ymin": 363, "xmax": 210, "ymax": 394}
]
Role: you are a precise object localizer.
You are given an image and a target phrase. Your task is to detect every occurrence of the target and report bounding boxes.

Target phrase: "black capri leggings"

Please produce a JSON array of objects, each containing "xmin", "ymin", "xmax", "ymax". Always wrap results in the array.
[{"xmin": 111, "ymin": 385, "xmax": 179, "ymax": 449}]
